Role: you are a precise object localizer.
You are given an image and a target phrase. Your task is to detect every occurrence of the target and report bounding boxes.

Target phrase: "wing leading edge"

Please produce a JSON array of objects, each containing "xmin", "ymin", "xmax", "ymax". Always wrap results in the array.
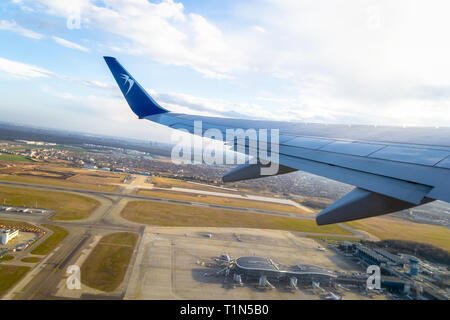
[{"xmin": 104, "ymin": 56, "xmax": 450, "ymax": 225}]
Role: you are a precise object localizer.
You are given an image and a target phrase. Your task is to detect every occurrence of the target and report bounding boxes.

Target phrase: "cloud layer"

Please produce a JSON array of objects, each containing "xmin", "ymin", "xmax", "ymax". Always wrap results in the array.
[
  {"xmin": 0, "ymin": 19, "xmax": 43, "ymax": 39},
  {"xmin": 0, "ymin": 57, "xmax": 53, "ymax": 79},
  {"xmin": 51, "ymin": 36, "xmax": 89, "ymax": 52},
  {"xmin": 5, "ymin": 0, "xmax": 450, "ymax": 128}
]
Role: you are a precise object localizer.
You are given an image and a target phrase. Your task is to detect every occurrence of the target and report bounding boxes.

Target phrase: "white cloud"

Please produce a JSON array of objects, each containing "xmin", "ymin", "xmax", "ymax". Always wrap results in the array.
[
  {"xmin": 153, "ymin": 90, "xmax": 283, "ymax": 120},
  {"xmin": 13, "ymin": 0, "xmax": 450, "ymax": 127},
  {"xmin": 47, "ymin": 90, "xmax": 134, "ymax": 122},
  {"xmin": 11, "ymin": 0, "xmax": 34, "ymax": 12},
  {"xmin": 19, "ymin": 0, "xmax": 244, "ymax": 79},
  {"xmin": 0, "ymin": 20, "xmax": 90, "ymax": 53},
  {"xmin": 0, "ymin": 57, "xmax": 113, "ymax": 97},
  {"xmin": 154, "ymin": 91, "xmax": 226, "ymax": 114},
  {"xmin": 232, "ymin": 0, "xmax": 450, "ymax": 126},
  {"xmin": 80, "ymin": 80, "xmax": 114, "ymax": 90},
  {"xmin": 0, "ymin": 20, "xmax": 43, "ymax": 39},
  {"xmin": 0, "ymin": 57, "xmax": 53, "ymax": 79},
  {"xmin": 251, "ymin": 26, "xmax": 266, "ymax": 33},
  {"xmin": 51, "ymin": 36, "xmax": 90, "ymax": 52}
]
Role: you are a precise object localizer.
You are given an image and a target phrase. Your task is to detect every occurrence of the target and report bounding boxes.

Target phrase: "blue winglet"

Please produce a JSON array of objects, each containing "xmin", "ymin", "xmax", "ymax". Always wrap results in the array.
[{"xmin": 104, "ymin": 56, "xmax": 168, "ymax": 118}]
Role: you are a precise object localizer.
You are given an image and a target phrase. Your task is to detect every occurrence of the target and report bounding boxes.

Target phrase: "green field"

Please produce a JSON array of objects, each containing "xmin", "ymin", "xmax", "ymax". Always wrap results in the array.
[
  {"xmin": 81, "ymin": 232, "xmax": 138, "ymax": 292},
  {"xmin": 21, "ymin": 257, "xmax": 41, "ymax": 263},
  {"xmin": 0, "ymin": 255, "xmax": 14, "ymax": 262},
  {"xmin": 31, "ymin": 224, "xmax": 68, "ymax": 255},
  {"xmin": 0, "ymin": 153, "xmax": 31, "ymax": 162},
  {"xmin": 0, "ymin": 265, "xmax": 30, "ymax": 297},
  {"xmin": 121, "ymin": 201, "xmax": 352, "ymax": 235},
  {"xmin": 0, "ymin": 185, "xmax": 99, "ymax": 220},
  {"xmin": 347, "ymin": 216, "xmax": 450, "ymax": 252}
]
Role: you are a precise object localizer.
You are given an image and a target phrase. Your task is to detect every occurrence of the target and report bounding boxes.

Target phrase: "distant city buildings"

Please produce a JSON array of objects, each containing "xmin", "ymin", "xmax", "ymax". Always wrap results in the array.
[{"xmin": 83, "ymin": 164, "xmax": 98, "ymax": 170}]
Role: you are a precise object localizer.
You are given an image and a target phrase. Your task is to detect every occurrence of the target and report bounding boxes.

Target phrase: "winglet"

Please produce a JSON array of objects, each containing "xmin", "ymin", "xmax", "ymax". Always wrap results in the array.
[{"xmin": 104, "ymin": 56, "xmax": 168, "ymax": 118}]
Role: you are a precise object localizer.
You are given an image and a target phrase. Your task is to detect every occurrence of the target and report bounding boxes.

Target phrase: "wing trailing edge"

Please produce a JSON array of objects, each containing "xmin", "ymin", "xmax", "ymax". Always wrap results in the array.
[
  {"xmin": 222, "ymin": 163, "xmax": 297, "ymax": 182},
  {"xmin": 316, "ymin": 188, "xmax": 434, "ymax": 225}
]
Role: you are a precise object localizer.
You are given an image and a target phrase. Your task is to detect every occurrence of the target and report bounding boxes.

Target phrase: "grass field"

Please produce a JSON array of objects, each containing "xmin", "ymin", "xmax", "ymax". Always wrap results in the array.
[
  {"xmin": 31, "ymin": 224, "xmax": 68, "ymax": 255},
  {"xmin": 67, "ymin": 173, "xmax": 124, "ymax": 185},
  {"xmin": 137, "ymin": 189, "xmax": 311, "ymax": 215},
  {"xmin": 0, "ymin": 153, "xmax": 31, "ymax": 162},
  {"xmin": 21, "ymin": 257, "xmax": 41, "ymax": 263},
  {"xmin": 0, "ymin": 174, "xmax": 117, "ymax": 192},
  {"xmin": 0, "ymin": 185, "xmax": 99, "ymax": 220},
  {"xmin": 0, "ymin": 265, "xmax": 30, "ymax": 297},
  {"xmin": 347, "ymin": 216, "xmax": 450, "ymax": 252},
  {"xmin": 121, "ymin": 201, "xmax": 352, "ymax": 235},
  {"xmin": 0, "ymin": 255, "xmax": 14, "ymax": 262},
  {"xmin": 81, "ymin": 232, "xmax": 138, "ymax": 292}
]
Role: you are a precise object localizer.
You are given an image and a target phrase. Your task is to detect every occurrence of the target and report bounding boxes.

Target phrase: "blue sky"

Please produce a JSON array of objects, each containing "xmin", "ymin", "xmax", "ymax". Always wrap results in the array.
[{"xmin": 1, "ymin": 0, "xmax": 450, "ymax": 142}]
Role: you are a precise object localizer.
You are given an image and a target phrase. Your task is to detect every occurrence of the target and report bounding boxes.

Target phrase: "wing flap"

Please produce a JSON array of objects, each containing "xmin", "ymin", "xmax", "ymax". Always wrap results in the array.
[
  {"xmin": 316, "ymin": 188, "xmax": 434, "ymax": 225},
  {"xmin": 222, "ymin": 163, "xmax": 297, "ymax": 182},
  {"xmin": 277, "ymin": 154, "xmax": 432, "ymax": 204}
]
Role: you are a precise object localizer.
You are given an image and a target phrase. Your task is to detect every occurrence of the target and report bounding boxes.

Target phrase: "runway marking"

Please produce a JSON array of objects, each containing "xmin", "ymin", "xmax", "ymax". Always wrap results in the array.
[{"xmin": 97, "ymin": 242, "xmax": 134, "ymax": 248}]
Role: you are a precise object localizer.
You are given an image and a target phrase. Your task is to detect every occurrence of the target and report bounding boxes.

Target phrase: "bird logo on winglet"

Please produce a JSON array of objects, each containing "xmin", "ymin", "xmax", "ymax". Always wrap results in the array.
[{"xmin": 120, "ymin": 73, "xmax": 134, "ymax": 96}]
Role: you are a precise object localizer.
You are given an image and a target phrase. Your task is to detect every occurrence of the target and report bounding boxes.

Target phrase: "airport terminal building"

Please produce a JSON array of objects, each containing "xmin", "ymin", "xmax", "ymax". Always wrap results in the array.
[{"xmin": 232, "ymin": 256, "xmax": 336, "ymax": 288}]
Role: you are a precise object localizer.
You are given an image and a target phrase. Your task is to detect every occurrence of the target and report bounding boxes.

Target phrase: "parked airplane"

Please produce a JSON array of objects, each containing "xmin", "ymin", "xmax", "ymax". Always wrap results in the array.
[{"xmin": 104, "ymin": 56, "xmax": 450, "ymax": 225}]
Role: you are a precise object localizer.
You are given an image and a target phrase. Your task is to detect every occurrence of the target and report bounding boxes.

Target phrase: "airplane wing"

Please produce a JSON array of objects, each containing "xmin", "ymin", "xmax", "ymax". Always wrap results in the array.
[{"xmin": 104, "ymin": 56, "xmax": 450, "ymax": 225}]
